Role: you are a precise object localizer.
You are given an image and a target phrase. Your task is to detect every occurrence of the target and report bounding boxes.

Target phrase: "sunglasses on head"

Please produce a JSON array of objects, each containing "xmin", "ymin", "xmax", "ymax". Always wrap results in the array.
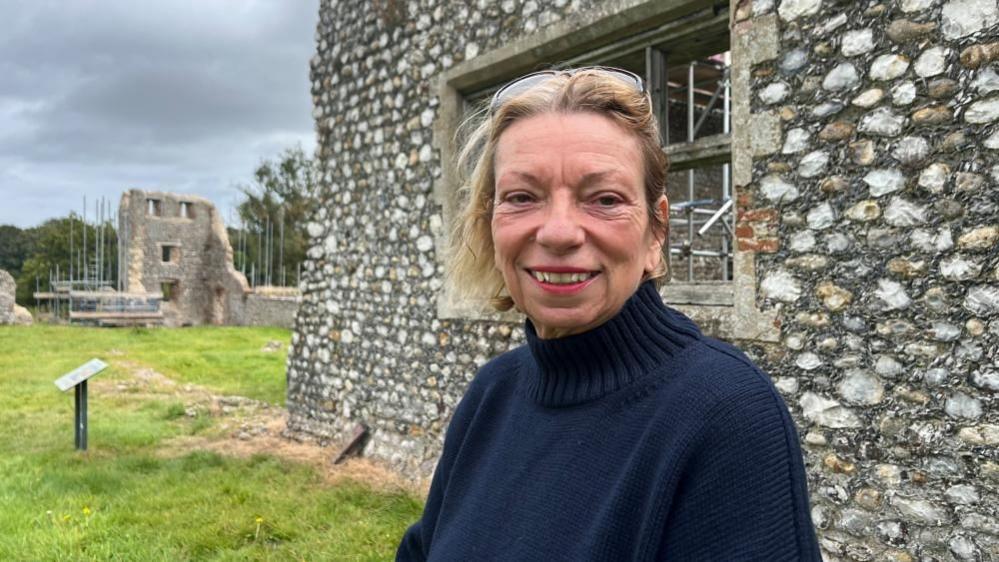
[{"xmin": 489, "ymin": 66, "xmax": 646, "ymax": 112}]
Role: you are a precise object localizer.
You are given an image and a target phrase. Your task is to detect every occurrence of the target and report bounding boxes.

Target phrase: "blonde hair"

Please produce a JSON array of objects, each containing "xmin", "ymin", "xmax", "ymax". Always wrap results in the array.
[{"xmin": 447, "ymin": 69, "xmax": 670, "ymax": 312}]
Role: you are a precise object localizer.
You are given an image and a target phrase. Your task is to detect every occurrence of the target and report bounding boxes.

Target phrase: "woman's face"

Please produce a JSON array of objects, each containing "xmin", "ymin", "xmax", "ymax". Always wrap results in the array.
[{"xmin": 491, "ymin": 111, "xmax": 666, "ymax": 339}]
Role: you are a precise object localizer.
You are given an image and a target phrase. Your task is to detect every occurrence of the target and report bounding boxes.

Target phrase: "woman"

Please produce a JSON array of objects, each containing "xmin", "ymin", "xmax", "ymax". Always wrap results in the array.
[{"xmin": 397, "ymin": 68, "xmax": 821, "ymax": 561}]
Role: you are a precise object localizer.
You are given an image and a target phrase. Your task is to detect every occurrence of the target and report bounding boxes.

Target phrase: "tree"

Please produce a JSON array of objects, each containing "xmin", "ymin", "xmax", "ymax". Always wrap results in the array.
[
  {"xmin": 15, "ymin": 217, "xmax": 115, "ymax": 305},
  {"xmin": 231, "ymin": 145, "xmax": 318, "ymax": 287},
  {"xmin": 0, "ymin": 224, "xmax": 39, "ymax": 284}
]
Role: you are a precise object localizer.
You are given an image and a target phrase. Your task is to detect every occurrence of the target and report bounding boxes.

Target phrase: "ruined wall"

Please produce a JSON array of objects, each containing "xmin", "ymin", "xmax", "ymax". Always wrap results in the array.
[
  {"xmin": 118, "ymin": 189, "xmax": 301, "ymax": 328},
  {"xmin": 119, "ymin": 189, "xmax": 250, "ymax": 327},
  {"xmin": 245, "ymin": 288, "xmax": 300, "ymax": 328},
  {"xmin": 290, "ymin": 0, "xmax": 997, "ymax": 559}
]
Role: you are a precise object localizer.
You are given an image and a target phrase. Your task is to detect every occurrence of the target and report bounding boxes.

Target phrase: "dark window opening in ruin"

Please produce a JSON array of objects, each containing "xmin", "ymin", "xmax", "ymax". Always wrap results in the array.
[
  {"xmin": 179, "ymin": 201, "xmax": 194, "ymax": 219},
  {"xmin": 147, "ymin": 198, "xmax": 162, "ymax": 216},
  {"xmin": 160, "ymin": 280, "xmax": 177, "ymax": 302},
  {"xmin": 211, "ymin": 287, "xmax": 225, "ymax": 325},
  {"xmin": 161, "ymin": 245, "xmax": 180, "ymax": 263},
  {"xmin": 460, "ymin": 9, "xmax": 732, "ymax": 283}
]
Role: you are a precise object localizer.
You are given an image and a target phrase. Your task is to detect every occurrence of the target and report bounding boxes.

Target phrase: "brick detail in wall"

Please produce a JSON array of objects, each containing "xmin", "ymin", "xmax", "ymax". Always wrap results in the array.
[{"xmin": 735, "ymin": 192, "xmax": 780, "ymax": 253}]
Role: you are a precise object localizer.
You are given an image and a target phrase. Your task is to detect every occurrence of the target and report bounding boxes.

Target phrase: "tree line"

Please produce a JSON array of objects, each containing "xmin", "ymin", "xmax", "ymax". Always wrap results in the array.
[
  {"xmin": 229, "ymin": 146, "xmax": 318, "ymax": 287},
  {"xmin": 0, "ymin": 146, "xmax": 318, "ymax": 305}
]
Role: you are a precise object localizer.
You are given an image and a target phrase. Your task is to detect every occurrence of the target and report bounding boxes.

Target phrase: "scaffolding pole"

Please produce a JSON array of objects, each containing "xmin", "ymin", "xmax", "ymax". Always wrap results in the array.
[
  {"xmin": 279, "ymin": 209, "xmax": 285, "ymax": 286},
  {"xmin": 256, "ymin": 222, "xmax": 262, "ymax": 287},
  {"xmin": 266, "ymin": 214, "xmax": 272, "ymax": 286},
  {"xmin": 69, "ymin": 211, "xmax": 74, "ymax": 283},
  {"xmin": 686, "ymin": 62, "xmax": 695, "ymax": 281},
  {"xmin": 82, "ymin": 196, "xmax": 87, "ymax": 284},
  {"xmin": 97, "ymin": 197, "xmax": 103, "ymax": 287}
]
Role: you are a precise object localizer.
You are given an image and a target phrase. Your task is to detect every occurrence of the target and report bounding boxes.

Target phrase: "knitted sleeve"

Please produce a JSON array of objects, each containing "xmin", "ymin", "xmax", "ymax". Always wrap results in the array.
[{"xmin": 654, "ymin": 374, "xmax": 822, "ymax": 561}]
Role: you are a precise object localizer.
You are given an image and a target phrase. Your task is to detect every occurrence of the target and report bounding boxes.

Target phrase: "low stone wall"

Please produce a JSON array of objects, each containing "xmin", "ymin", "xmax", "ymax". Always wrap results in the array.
[{"xmin": 244, "ymin": 291, "xmax": 301, "ymax": 329}]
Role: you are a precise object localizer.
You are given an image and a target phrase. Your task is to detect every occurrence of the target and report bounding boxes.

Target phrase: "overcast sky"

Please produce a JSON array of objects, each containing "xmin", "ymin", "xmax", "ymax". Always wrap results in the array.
[{"xmin": 0, "ymin": 0, "xmax": 318, "ymax": 228}]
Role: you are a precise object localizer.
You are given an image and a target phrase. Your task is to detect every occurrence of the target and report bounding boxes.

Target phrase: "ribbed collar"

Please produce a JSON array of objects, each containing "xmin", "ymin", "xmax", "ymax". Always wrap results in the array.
[{"xmin": 522, "ymin": 281, "xmax": 701, "ymax": 408}]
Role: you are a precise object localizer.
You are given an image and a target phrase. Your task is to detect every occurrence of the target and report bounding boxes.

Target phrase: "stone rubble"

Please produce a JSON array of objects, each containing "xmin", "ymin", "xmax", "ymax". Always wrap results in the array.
[{"xmin": 0, "ymin": 269, "xmax": 32, "ymax": 326}]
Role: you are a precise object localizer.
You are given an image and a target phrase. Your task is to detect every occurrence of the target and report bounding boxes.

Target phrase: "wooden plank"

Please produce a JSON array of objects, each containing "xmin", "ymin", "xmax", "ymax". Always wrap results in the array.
[
  {"xmin": 97, "ymin": 318, "xmax": 165, "ymax": 327},
  {"xmin": 69, "ymin": 291, "xmax": 163, "ymax": 299},
  {"xmin": 32, "ymin": 292, "xmax": 60, "ymax": 299},
  {"xmin": 333, "ymin": 423, "xmax": 369, "ymax": 465},
  {"xmin": 663, "ymin": 133, "xmax": 731, "ymax": 171},
  {"xmin": 70, "ymin": 311, "xmax": 164, "ymax": 319}
]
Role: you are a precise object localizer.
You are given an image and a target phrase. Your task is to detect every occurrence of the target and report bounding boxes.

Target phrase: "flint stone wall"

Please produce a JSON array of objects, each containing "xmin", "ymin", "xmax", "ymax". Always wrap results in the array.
[
  {"xmin": 740, "ymin": 1, "xmax": 998, "ymax": 560},
  {"xmin": 289, "ymin": 0, "xmax": 998, "ymax": 559}
]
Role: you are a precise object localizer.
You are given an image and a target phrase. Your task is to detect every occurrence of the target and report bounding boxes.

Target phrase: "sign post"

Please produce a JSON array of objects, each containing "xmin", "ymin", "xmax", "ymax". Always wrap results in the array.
[{"xmin": 55, "ymin": 359, "xmax": 107, "ymax": 451}]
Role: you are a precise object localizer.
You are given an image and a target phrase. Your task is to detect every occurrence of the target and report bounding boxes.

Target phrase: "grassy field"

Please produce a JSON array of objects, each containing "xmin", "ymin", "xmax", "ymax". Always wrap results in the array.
[{"xmin": 0, "ymin": 325, "xmax": 423, "ymax": 561}]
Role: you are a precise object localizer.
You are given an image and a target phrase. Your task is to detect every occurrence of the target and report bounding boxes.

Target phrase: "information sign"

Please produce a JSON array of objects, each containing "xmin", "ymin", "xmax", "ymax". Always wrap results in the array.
[
  {"xmin": 54, "ymin": 359, "xmax": 107, "ymax": 392},
  {"xmin": 54, "ymin": 358, "xmax": 107, "ymax": 451}
]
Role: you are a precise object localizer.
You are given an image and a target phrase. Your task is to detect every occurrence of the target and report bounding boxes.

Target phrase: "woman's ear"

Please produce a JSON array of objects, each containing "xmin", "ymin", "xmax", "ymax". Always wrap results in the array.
[
  {"xmin": 645, "ymin": 195, "xmax": 669, "ymax": 274},
  {"xmin": 657, "ymin": 196, "xmax": 669, "ymax": 244}
]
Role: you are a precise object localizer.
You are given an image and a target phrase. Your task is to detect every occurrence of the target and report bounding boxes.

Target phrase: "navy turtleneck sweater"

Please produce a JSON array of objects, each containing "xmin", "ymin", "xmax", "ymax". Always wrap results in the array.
[{"xmin": 397, "ymin": 282, "xmax": 821, "ymax": 561}]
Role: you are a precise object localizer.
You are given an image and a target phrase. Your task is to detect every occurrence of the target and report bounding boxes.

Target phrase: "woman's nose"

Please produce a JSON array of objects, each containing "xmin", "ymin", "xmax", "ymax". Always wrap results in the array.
[{"xmin": 534, "ymin": 197, "xmax": 584, "ymax": 252}]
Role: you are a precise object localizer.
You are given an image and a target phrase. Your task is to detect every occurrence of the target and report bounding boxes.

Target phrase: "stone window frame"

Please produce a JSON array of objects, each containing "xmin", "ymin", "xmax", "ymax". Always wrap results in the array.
[
  {"xmin": 160, "ymin": 279, "xmax": 178, "ymax": 302},
  {"xmin": 160, "ymin": 243, "xmax": 181, "ymax": 264},
  {"xmin": 431, "ymin": 0, "xmax": 780, "ymax": 341},
  {"xmin": 179, "ymin": 201, "xmax": 195, "ymax": 219},
  {"xmin": 146, "ymin": 198, "xmax": 162, "ymax": 217}
]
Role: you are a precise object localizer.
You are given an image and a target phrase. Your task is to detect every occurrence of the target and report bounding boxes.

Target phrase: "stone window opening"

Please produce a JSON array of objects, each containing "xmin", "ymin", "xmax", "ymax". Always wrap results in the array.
[
  {"xmin": 146, "ymin": 198, "xmax": 162, "ymax": 216},
  {"xmin": 179, "ymin": 201, "xmax": 194, "ymax": 219},
  {"xmin": 160, "ymin": 280, "xmax": 178, "ymax": 302},
  {"xmin": 461, "ymin": 43, "xmax": 734, "ymax": 285},
  {"xmin": 661, "ymin": 55, "xmax": 733, "ymax": 284},
  {"xmin": 161, "ymin": 244, "xmax": 180, "ymax": 264},
  {"xmin": 433, "ymin": 1, "xmax": 779, "ymax": 341}
]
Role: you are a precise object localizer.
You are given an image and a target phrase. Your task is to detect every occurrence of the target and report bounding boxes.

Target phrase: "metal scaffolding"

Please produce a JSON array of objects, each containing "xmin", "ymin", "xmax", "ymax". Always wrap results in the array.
[
  {"xmin": 658, "ymin": 52, "xmax": 733, "ymax": 283},
  {"xmin": 32, "ymin": 195, "xmax": 164, "ymax": 325}
]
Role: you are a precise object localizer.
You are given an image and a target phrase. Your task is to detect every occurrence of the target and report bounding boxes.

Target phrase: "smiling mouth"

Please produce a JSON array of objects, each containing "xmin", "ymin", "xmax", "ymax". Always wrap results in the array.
[{"xmin": 527, "ymin": 270, "xmax": 600, "ymax": 285}]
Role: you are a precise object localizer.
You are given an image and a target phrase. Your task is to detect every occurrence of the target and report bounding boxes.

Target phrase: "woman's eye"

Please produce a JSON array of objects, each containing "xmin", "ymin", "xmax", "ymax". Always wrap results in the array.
[{"xmin": 506, "ymin": 193, "xmax": 534, "ymax": 204}]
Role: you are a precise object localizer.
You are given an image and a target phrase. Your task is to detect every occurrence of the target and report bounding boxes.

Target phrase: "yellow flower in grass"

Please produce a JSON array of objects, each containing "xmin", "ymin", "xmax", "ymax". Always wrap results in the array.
[
  {"xmin": 253, "ymin": 516, "xmax": 265, "ymax": 541},
  {"xmin": 82, "ymin": 506, "xmax": 92, "ymax": 516}
]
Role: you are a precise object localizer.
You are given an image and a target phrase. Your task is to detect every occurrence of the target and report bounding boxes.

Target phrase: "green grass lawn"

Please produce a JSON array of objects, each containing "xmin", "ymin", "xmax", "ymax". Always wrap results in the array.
[{"xmin": 0, "ymin": 325, "xmax": 423, "ymax": 561}]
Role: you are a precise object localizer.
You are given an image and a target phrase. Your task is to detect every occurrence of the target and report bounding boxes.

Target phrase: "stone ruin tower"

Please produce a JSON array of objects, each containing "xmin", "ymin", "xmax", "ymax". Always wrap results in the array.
[
  {"xmin": 119, "ymin": 189, "xmax": 250, "ymax": 326},
  {"xmin": 288, "ymin": 0, "xmax": 998, "ymax": 559}
]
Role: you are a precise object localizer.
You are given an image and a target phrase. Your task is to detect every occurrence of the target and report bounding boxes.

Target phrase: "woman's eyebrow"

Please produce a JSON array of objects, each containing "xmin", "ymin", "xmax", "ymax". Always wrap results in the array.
[
  {"xmin": 497, "ymin": 170, "xmax": 628, "ymax": 188},
  {"xmin": 578, "ymin": 170, "xmax": 629, "ymax": 188},
  {"xmin": 497, "ymin": 170, "xmax": 544, "ymax": 186}
]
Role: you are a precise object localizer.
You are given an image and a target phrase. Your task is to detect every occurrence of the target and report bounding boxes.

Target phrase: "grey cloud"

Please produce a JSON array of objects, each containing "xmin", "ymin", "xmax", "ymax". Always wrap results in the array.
[{"xmin": 0, "ymin": 0, "xmax": 318, "ymax": 227}]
